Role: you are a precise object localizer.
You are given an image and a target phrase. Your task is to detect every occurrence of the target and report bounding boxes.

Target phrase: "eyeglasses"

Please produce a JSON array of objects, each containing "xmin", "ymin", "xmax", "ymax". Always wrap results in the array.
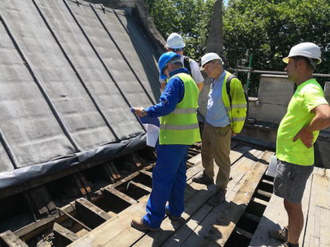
[{"xmin": 169, "ymin": 48, "xmax": 183, "ymax": 52}]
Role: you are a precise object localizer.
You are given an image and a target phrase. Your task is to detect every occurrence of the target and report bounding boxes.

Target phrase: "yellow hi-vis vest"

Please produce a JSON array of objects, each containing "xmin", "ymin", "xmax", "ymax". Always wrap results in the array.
[
  {"xmin": 222, "ymin": 72, "xmax": 247, "ymax": 134},
  {"xmin": 159, "ymin": 73, "xmax": 201, "ymax": 145}
]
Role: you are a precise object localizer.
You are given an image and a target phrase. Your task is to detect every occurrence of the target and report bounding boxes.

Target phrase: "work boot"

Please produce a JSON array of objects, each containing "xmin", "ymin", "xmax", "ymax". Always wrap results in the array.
[
  {"xmin": 192, "ymin": 172, "xmax": 213, "ymax": 185},
  {"xmin": 268, "ymin": 226, "xmax": 288, "ymax": 243},
  {"xmin": 208, "ymin": 188, "xmax": 225, "ymax": 206},
  {"xmin": 165, "ymin": 207, "xmax": 181, "ymax": 221},
  {"xmin": 131, "ymin": 217, "xmax": 160, "ymax": 232}
]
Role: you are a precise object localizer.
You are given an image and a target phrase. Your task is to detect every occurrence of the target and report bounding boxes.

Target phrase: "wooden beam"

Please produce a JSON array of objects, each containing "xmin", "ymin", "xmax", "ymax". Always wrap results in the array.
[
  {"xmin": 102, "ymin": 164, "xmax": 115, "ymax": 183},
  {"xmin": 242, "ymin": 212, "xmax": 261, "ymax": 223},
  {"xmin": 199, "ymin": 151, "xmax": 272, "ymax": 247},
  {"xmin": 73, "ymin": 174, "xmax": 87, "ymax": 196},
  {"xmin": 102, "ymin": 187, "xmax": 137, "ymax": 213},
  {"xmin": 0, "ymin": 159, "xmax": 106, "ymax": 200},
  {"xmin": 252, "ymin": 197, "xmax": 269, "ymax": 207},
  {"xmin": 131, "ymin": 153, "xmax": 142, "ymax": 167},
  {"xmin": 53, "ymin": 222, "xmax": 79, "ymax": 246},
  {"xmin": 77, "ymin": 173, "xmax": 92, "ymax": 194},
  {"xmin": 28, "ymin": 185, "xmax": 56, "ymax": 217},
  {"xmin": 256, "ymin": 189, "xmax": 273, "ymax": 199},
  {"xmin": 107, "ymin": 162, "xmax": 120, "ymax": 180},
  {"xmin": 139, "ymin": 170, "xmax": 152, "ymax": 178},
  {"xmin": 75, "ymin": 198, "xmax": 111, "ymax": 229},
  {"xmin": 136, "ymin": 149, "xmax": 264, "ymax": 247},
  {"xmin": 128, "ymin": 181, "xmax": 152, "ymax": 193},
  {"xmin": 234, "ymin": 226, "xmax": 253, "ymax": 239},
  {"xmin": 0, "ymin": 230, "xmax": 28, "ymax": 247}
]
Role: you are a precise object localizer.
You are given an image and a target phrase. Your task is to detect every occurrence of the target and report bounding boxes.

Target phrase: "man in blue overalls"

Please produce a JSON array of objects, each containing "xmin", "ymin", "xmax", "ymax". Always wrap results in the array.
[{"xmin": 131, "ymin": 52, "xmax": 201, "ymax": 231}]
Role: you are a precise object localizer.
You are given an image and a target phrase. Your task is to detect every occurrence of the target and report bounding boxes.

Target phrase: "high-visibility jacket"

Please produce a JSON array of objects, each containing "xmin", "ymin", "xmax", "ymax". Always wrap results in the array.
[
  {"xmin": 221, "ymin": 72, "xmax": 247, "ymax": 134},
  {"xmin": 159, "ymin": 73, "xmax": 201, "ymax": 145}
]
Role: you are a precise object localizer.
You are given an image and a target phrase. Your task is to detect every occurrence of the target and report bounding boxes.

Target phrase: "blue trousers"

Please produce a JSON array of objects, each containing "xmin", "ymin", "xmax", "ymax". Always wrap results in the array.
[{"xmin": 143, "ymin": 144, "xmax": 190, "ymax": 228}]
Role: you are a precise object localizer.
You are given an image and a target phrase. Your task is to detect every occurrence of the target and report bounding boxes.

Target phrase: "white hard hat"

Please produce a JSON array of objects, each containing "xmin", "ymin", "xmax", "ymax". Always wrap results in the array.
[
  {"xmin": 283, "ymin": 42, "xmax": 322, "ymax": 64},
  {"xmin": 201, "ymin": 52, "xmax": 223, "ymax": 67},
  {"xmin": 166, "ymin": 33, "xmax": 185, "ymax": 49}
]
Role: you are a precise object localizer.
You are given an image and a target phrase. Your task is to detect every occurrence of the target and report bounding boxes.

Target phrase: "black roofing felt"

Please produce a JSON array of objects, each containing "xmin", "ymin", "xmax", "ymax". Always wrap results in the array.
[{"xmin": 0, "ymin": 0, "xmax": 161, "ymax": 189}]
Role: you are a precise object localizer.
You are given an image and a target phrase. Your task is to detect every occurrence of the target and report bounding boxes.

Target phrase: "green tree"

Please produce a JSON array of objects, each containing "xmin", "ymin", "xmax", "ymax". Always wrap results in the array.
[
  {"xmin": 223, "ymin": 0, "xmax": 330, "ymax": 94},
  {"xmin": 145, "ymin": 0, "xmax": 216, "ymax": 62}
]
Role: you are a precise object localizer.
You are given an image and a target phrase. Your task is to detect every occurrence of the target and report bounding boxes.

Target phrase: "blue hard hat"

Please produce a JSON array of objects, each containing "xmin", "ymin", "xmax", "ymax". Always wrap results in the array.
[{"xmin": 158, "ymin": 52, "xmax": 181, "ymax": 80}]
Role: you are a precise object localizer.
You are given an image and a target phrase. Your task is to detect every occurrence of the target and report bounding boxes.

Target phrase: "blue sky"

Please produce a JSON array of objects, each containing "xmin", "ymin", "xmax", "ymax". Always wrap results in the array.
[{"xmin": 224, "ymin": 0, "xmax": 229, "ymax": 6}]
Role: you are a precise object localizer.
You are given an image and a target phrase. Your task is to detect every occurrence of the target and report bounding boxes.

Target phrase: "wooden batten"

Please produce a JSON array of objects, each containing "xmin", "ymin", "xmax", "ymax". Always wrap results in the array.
[
  {"xmin": 102, "ymin": 187, "xmax": 137, "ymax": 213},
  {"xmin": 199, "ymin": 151, "xmax": 272, "ymax": 246},
  {"xmin": 77, "ymin": 173, "xmax": 92, "ymax": 194},
  {"xmin": 0, "ymin": 230, "xmax": 28, "ymax": 247},
  {"xmin": 139, "ymin": 170, "xmax": 152, "ymax": 178},
  {"xmin": 28, "ymin": 185, "xmax": 56, "ymax": 217},
  {"xmin": 73, "ymin": 174, "xmax": 87, "ymax": 196},
  {"xmin": 75, "ymin": 198, "xmax": 111, "ymax": 229},
  {"xmin": 53, "ymin": 223, "xmax": 79, "ymax": 246},
  {"xmin": 127, "ymin": 181, "xmax": 152, "ymax": 193},
  {"xmin": 130, "ymin": 153, "xmax": 142, "ymax": 167},
  {"xmin": 234, "ymin": 226, "xmax": 253, "ymax": 239}
]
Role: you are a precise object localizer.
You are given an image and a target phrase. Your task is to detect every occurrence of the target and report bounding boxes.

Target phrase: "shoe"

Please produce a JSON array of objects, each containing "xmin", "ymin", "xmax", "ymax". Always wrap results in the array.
[
  {"xmin": 165, "ymin": 207, "xmax": 181, "ymax": 221},
  {"xmin": 268, "ymin": 226, "xmax": 288, "ymax": 243},
  {"xmin": 131, "ymin": 217, "xmax": 160, "ymax": 232},
  {"xmin": 192, "ymin": 172, "xmax": 213, "ymax": 185},
  {"xmin": 208, "ymin": 188, "xmax": 225, "ymax": 206}
]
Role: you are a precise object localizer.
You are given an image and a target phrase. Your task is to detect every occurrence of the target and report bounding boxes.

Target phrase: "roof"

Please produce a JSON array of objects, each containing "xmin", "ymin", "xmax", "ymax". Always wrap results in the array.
[{"xmin": 0, "ymin": 0, "xmax": 161, "ymax": 189}]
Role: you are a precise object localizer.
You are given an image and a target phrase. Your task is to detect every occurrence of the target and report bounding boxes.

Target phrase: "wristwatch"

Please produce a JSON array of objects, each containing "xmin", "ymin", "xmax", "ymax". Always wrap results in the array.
[{"xmin": 141, "ymin": 109, "xmax": 147, "ymax": 117}]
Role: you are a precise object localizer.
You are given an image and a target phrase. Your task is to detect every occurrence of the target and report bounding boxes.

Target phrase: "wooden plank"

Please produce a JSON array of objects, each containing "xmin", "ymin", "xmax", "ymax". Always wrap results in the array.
[
  {"xmin": 107, "ymin": 163, "xmax": 118, "ymax": 180},
  {"xmin": 75, "ymin": 198, "xmax": 111, "ymax": 229},
  {"xmin": 68, "ymin": 196, "xmax": 149, "ymax": 247},
  {"xmin": 0, "ymin": 230, "xmax": 28, "ymax": 247},
  {"xmin": 104, "ymin": 186, "xmax": 137, "ymax": 205},
  {"xmin": 53, "ymin": 222, "xmax": 79, "ymax": 246},
  {"xmin": 0, "ymin": 159, "xmax": 106, "ymax": 200},
  {"xmin": 69, "ymin": 162, "xmax": 208, "ymax": 247},
  {"xmin": 28, "ymin": 185, "xmax": 56, "ymax": 217},
  {"xmin": 105, "ymin": 184, "xmax": 218, "ymax": 247},
  {"xmin": 242, "ymin": 212, "xmax": 261, "ymax": 223},
  {"xmin": 234, "ymin": 226, "xmax": 253, "ymax": 239},
  {"xmin": 110, "ymin": 162, "xmax": 121, "ymax": 179},
  {"xmin": 249, "ymin": 166, "xmax": 315, "ymax": 246},
  {"xmin": 69, "ymin": 145, "xmax": 253, "ymax": 247},
  {"xmin": 139, "ymin": 170, "xmax": 152, "ymax": 178},
  {"xmin": 167, "ymin": 149, "xmax": 264, "ymax": 247},
  {"xmin": 76, "ymin": 229, "xmax": 89, "ymax": 238},
  {"xmin": 187, "ymin": 153, "xmax": 202, "ymax": 166},
  {"xmin": 199, "ymin": 151, "xmax": 272, "ymax": 246},
  {"xmin": 128, "ymin": 181, "xmax": 152, "ymax": 193},
  {"xmin": 131, "ymin": 153, "xmax": 142, "ymax": 167},
  {"xmin": 252, "ymin": 197, "xmax": 269, "ymax": 207},
  {"xmin": 102, "ymin": 164, "xmax": 115, "ymax": 183},
  {"xmin": 102, "ymin": 187, "xmax": 137, "ymax": 215},
  {"xmin": 256, "ymin": 189, "xmax": 273, "ymax": 199},
  {"xmin": 78, "ymin": 173, "xmax": 92, "ymax": 194},
  {"xmin": 134, "ymin": 149, "xmax": 263, "ymax": 247},
  {"xmin": 73, "ymin": 174, "xmax": 87, "ymax": 196},
  {"xmin": 302, "ymin": 168, "xmax": 330, "ymax": 247}
]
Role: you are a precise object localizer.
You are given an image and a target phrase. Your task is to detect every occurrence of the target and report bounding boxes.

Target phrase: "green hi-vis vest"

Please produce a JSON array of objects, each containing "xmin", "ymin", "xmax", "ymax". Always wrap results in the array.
[
  {"xmin": 159, "ymin": 73, "xmax": 201, "ymax": 145},
  {"xmin": 222, "ymin": 72, "xmax": 247, "ymax": 134}
]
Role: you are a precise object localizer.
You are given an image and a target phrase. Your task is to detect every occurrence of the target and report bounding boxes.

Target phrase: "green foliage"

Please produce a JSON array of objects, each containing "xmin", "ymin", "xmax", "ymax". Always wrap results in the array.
[
  {"xmin": 146, "ymin": 0, "xmax": 330, "ymax": 95},
  {"xmin": 145, "ymin": 0, "xmax": 216, "ymax": 62},
  {"xmin": 224, "ymin": 0, "xmax": 330, "ymax": 94}
]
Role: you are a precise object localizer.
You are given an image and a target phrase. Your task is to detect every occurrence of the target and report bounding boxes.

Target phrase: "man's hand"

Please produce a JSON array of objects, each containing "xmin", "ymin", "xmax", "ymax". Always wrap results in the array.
[
  {"xmin": 132, "ymin": 107, "xmax": 146, "ymax": 117},
  {"xmin": 231, "ymin": 131, "xmax": 237, "ymax": 137},
  {"xmin": 293, "ymin": 126, "xmax": 314, "ymax": 148}
]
